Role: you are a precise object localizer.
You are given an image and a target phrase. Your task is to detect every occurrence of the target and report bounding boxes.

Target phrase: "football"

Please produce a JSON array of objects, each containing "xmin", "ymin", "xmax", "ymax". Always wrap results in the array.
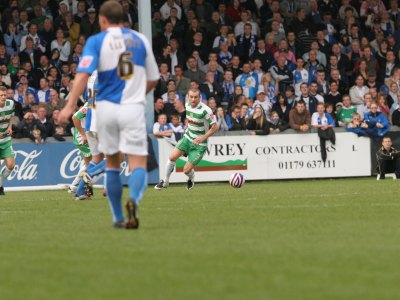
[{"xmin": 229, "ymin": 172, "xmax": 245, "ymax": 188}]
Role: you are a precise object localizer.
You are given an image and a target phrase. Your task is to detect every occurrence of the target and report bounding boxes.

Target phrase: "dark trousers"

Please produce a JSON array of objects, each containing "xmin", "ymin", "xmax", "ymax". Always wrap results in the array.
[
  {"xmin": 318, "ymin": 128, "xmax": 336, "ymax": 162},
  {"xmin": 377, "ymin": 158, "xmax": 400, "ymax": 179}
]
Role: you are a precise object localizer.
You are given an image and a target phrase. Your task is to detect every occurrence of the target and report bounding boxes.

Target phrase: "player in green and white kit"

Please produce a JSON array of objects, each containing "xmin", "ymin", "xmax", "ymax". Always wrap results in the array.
[
  {"xmin": 155, "ymin": 88, "xmax": 218, "ymax": 190},
  {"xmin": 72, "ymin": 103, "xmax": 91, "ymax": 160},
  {"xmin": 69, "ymin": 103, "xmax": 92, "ymax": 193},
  {"xmin": 0, "ymin": 86, "xmax": 15, "ymax": 195}
]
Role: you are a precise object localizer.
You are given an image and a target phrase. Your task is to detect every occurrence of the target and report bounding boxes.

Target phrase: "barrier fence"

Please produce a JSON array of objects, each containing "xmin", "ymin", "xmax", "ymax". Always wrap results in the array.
[{"xmin": 2, "ymin": 131, "xmax": 398, "ymax": 189}]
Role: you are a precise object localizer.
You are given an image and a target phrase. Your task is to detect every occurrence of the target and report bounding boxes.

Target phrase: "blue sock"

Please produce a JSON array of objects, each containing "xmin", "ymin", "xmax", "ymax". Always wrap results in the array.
[
  {"xmin": 105, "ymin": 168, "xmax": 123, "ymax": 223},
  {"xmin": 88, "ymin": 160, "xmax": 106, "ymax": 177},
  {"xmin": 76, "ymin": 161, "xmax": 97, "ymax": 196},
  {"xmin": 128, "ymin": 168, "xmax": 147, "ymax": 205}
]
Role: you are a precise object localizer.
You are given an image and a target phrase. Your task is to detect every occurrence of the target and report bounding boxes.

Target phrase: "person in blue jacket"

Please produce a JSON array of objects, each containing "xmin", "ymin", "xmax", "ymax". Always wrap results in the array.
[{"xmin": 363, "ymin": 102, "xmax": 390, "ymax": 137}]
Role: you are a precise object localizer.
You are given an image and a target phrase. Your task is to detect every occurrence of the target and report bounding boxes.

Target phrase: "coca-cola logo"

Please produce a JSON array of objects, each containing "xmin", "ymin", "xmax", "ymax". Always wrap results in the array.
[
  {"xmin": 60, "ymin": 149, "xmax": 84, "ymax": 179},
  {"xmin": 1, "ymin": 150, "xmax": 42, "ymax": 180}
]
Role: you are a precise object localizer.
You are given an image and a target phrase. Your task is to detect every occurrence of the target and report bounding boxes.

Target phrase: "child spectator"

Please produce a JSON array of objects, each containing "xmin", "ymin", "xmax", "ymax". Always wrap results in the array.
[{"xmin": 267, "ymin": 111, "xmax": 289, "ymax": 134}]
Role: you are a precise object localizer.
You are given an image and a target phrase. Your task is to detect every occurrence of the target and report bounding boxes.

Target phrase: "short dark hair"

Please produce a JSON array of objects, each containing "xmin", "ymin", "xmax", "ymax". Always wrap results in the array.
[{"xmin": 99, "ymin": 0, "xmax": 124, "ymax": 24}]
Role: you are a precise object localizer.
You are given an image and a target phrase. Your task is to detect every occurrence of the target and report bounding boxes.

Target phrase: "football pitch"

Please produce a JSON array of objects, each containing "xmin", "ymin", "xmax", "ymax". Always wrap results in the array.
[{"xmin": 0, "ymin": 178, "xmax": 399, "ymax": 300}]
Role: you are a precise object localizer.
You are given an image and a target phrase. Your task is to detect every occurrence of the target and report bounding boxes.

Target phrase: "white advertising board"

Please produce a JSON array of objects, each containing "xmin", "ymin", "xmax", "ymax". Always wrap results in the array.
[{"xmin": 158, "ymin": 132, "xmax": 371, "ymax": 183}]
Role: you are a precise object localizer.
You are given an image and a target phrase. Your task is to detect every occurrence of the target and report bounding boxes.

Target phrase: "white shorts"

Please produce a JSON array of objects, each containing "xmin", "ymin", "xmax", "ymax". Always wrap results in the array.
[
  {"xmin": 86, "ymin": 131, "xmax": 101, "ymax": 157},
  {"xmin": 96, "ymin": 101, "xmax": 148, "ymax": 156}
]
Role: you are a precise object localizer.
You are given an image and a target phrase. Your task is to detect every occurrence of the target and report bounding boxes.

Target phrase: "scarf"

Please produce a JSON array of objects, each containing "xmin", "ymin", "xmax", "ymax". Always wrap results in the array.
[{"xmin": 239, "ymin": 33, "xmax": 256, "ymax": 57}]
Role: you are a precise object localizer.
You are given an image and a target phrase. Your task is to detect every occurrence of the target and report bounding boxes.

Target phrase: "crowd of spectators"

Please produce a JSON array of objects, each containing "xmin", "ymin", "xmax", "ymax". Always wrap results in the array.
[
  {"xmin": 151, "ymin": 0, "xmax": 400, "ymax": 142},
  {"xmin": 0, "ymin": 0, "xmax": 138, "ymax": 143},
  {"xmin": 2, "ymin": 0, "xmax": 400, "ymax": 145}
]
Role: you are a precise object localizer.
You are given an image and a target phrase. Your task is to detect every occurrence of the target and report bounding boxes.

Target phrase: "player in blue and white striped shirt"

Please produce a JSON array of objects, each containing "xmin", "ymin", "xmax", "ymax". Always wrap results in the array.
[{"xmin": 59, "ymin": 1, "xmax": 159, "ymax": 229}]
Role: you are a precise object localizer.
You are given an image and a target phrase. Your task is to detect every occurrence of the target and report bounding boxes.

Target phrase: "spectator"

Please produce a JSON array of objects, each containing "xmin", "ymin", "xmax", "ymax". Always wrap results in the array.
[
  {"xmin": 236, "ymin": 23, "xmax": 257, "ymax": 62},
  {"xmin": 155, "ymin": 62, "xmax": 173, "ymax": 98},
  {"xmin": 289, "ymin": 99, "xmax": 311, "ymax": 132},
  {"xmin": 250, "ymin": 39, "xmax": 273, "ymax": 72},
  {"xmin": 324, "ymin": 81, "xmax": 342, "ymax": 109},
  {"xmin": 69, "ymin": 42, "xmax": 82, "ymax": 64},
  {"xmin": 18, "ymin": 37, "xmax": 42, "ymax": 68},
  {"xmin": 311, "ymin": 102, "xmax": 336, "ymax": 161},
  {"xmin": 213, "ymin": 24, "xmax": 229, "ymax": 49},
  {"xmin": 200, "ymin": 71, "xmax": 224, "ymax": 105},
  {"xmin": 184, "ymin": 56, "xmax": 204, "ymax": 84},
  {"xmin": 272, "ymin": 93, "xmax": 291, "ymax": 123},
  {"xmin": 173, "ymin": 65, "xmax": 190, "ymax": 97},
  {"xmin": 252, "ymin": 58, "xmax": 264, "ymax": 85},
  {"xmin": 17, "ymin": 10, "xmax": 30, "ymax": 36},
  {"xmin": 349, "ymin": 75, "xmax": 370, "ymax": 115},
  {"xmin": 364, "ymin": 102, "xmax": 390, "ymax": 137},
  {"xmin": 80, "ymin": 7, "xmax": 99, "ymax": 38},
  {"xmin": 252, "ymin": 90, "xmax": 270, "ymax": 116},
  {"xmin": 234, "ymin": 10, "xmax": 260, "ymax": 37},
  {"xmin": 316, "ymin": 69, "xmax": 329, "ymax": 96},
  {"xmin": 377, "ymin": 93, "xmax": 391, "ymax": 122},
  {"xmin": 216, "ymin": 106, "xmax": 229, "ymax": 132},
  {"xmin": 267, "ymin": 110, "xmax": 290, "ymax": 134},
  {"xmin": 20, "ymin": 23, "xmax": 45, "ymax": 53},
  {"xmin": 337, "ymin": 94, "xmax": 357, "ymax": 127},
  {"xmin": 33, "ymin": 54, "xmax": 51, "ymax": 88},
  {"xmin": 386, "ymin": 81, "xmax": 398, "ymax": 109},
  {"xmin": 73, "ymin": 0, "xmax": 87, "ymax": 23},
  {"xmin": 293, "ymin": 57, "xmax": 309, "ymax": 97},
  {"xmin": 169, "ymin": 39, "xmax": 185, "ymax": 75},
  {"xmin": 226, "ymin": 0, "xmax": 245, "ymax": 23},
  {"xmin": 0, "ymin": 64, "xmax": 12, "ymax": 87},
  {"xmin": 36, "ymin": 106, "xmax": 55, "ymax": 137},
  {"xmin": 36, "ymin": 77, "xmax": 51, "ymax": 103},
  {"xmin": 221, "ymin": 70, "xmax": 235, "ymax": 108},
  {"xmin": 185, "ymin": 31, "xmax": 208, "ymax": 62},
  {"xmin": 184, "ymin": 19, "xmax": 203, "ymax": 53},
  {"xmin": 226, "ymin": 105, "xmax": 246, "ymax": 130},
  {"xmin": 173, "ymin": 97, "xmax": 186, "ymax": 124},
  {"xmin": 270, "ymin": 53, "xmax": 293, "ymax": 93},
  {"xmin": 304, "ymin": 49, "xmax": 325, "ymax": 83},
  {"xmin": 192, "ymin": 0, "xmax": 214, "ymax": 24},
  {"xmin": 39, "ymin": 18, "xmax": 56, "ymax": 57},
  {"xmin": 169, "ymin": 114, "xmax": 184, "ymax": 142},
  {"xmin": 247, "ymin": 105, "xmax": 270, "ymax": 135},
  {"xmin": 160, "ymin": 0, "xmax": 182, "ymax": 21},
  {"xmin": 218, "ymin": 42, "xmax": 232, "ymax": 69},
  {"xmin": 17, "ymin": 111, "xmax": 46, "ymax": 143},
  {"xmin": 344, "ymin": 112, "xmax": 375, "ymax": 137},
  {"xmin": 59, "ymin": 75, "xmax": 70, "ymax": 100},
  {"xmin": 0, "ymin": 45, "xmax": 10, "ymax": 66},
  {"xmin": 153, "ymin": 113, "xmax": 175, "ymax": 143},
  {"xmin": 217, "ymin": 3, "xmax": 234, "ymax": 29},
  {"xmin": 235, "ymin": 62, "xmax": 258, "ymax": 99},
  {"xmin": 51, "ymin": 28, "xmax": 71, "ymax": 62},
  {"xmin": 376, "ymin": 136, "xmax": 400, "ymax": 179},
  {"xmin": 46, "ymin": 89, "xmax": 65, "ymax": 117},
  {"xmin": 154, "ymin": 97, "xmax": 165, "ymax": 123},
  {"xmin": 230, "ymin": 55, "xmax": 242, "ymax": 80},
  {"xmin": 4, "ymin": 22, "xmax": 21, "ymax": 56},
  {"xmin": 208, "ymin": 97, "xmax": 217, "ymax": 115}
]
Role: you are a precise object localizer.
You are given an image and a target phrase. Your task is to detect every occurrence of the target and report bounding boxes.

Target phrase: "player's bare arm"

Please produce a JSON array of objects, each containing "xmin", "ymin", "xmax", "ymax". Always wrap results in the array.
[
  {"xmin": 192, "ymin": 123, "xmax": 218, "ymax": 145},
  {"xmin": 58, "ymin": 72, "xmax": 90, "ymax": 125},
  {"xmin": 72, "ymin": 115, "xmax": 87, "ymax": 144},
  {"xmin": 146, "ymin": 80, "xmax": 158, "ymax": 94}
]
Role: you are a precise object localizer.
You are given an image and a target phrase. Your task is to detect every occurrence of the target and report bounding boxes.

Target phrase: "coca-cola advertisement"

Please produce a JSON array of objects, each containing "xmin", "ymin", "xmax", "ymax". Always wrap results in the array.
[{"xmin": 0, "ymin": 140, "xmax": 160, "ymax": 188}]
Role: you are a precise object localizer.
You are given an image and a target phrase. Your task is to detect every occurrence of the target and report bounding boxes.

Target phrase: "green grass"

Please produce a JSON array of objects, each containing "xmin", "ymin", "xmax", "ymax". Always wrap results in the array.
[{"xmin": 0, "ymin": 178, "xmax": 400, "ymax": 300}]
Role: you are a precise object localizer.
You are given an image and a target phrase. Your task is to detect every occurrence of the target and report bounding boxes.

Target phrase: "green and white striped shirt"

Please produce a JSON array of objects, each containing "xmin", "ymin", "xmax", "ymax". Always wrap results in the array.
[
  {"xmin": 184, "ymin": 102, "xmax": 216, "ymax": 146},
  {"xmin": 0, "ymin": 100, "xmax": 15, "ymax": 145},
  {"xmin": 72, "ymin": 103, "xmax": 88, "ymax": 145}
]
